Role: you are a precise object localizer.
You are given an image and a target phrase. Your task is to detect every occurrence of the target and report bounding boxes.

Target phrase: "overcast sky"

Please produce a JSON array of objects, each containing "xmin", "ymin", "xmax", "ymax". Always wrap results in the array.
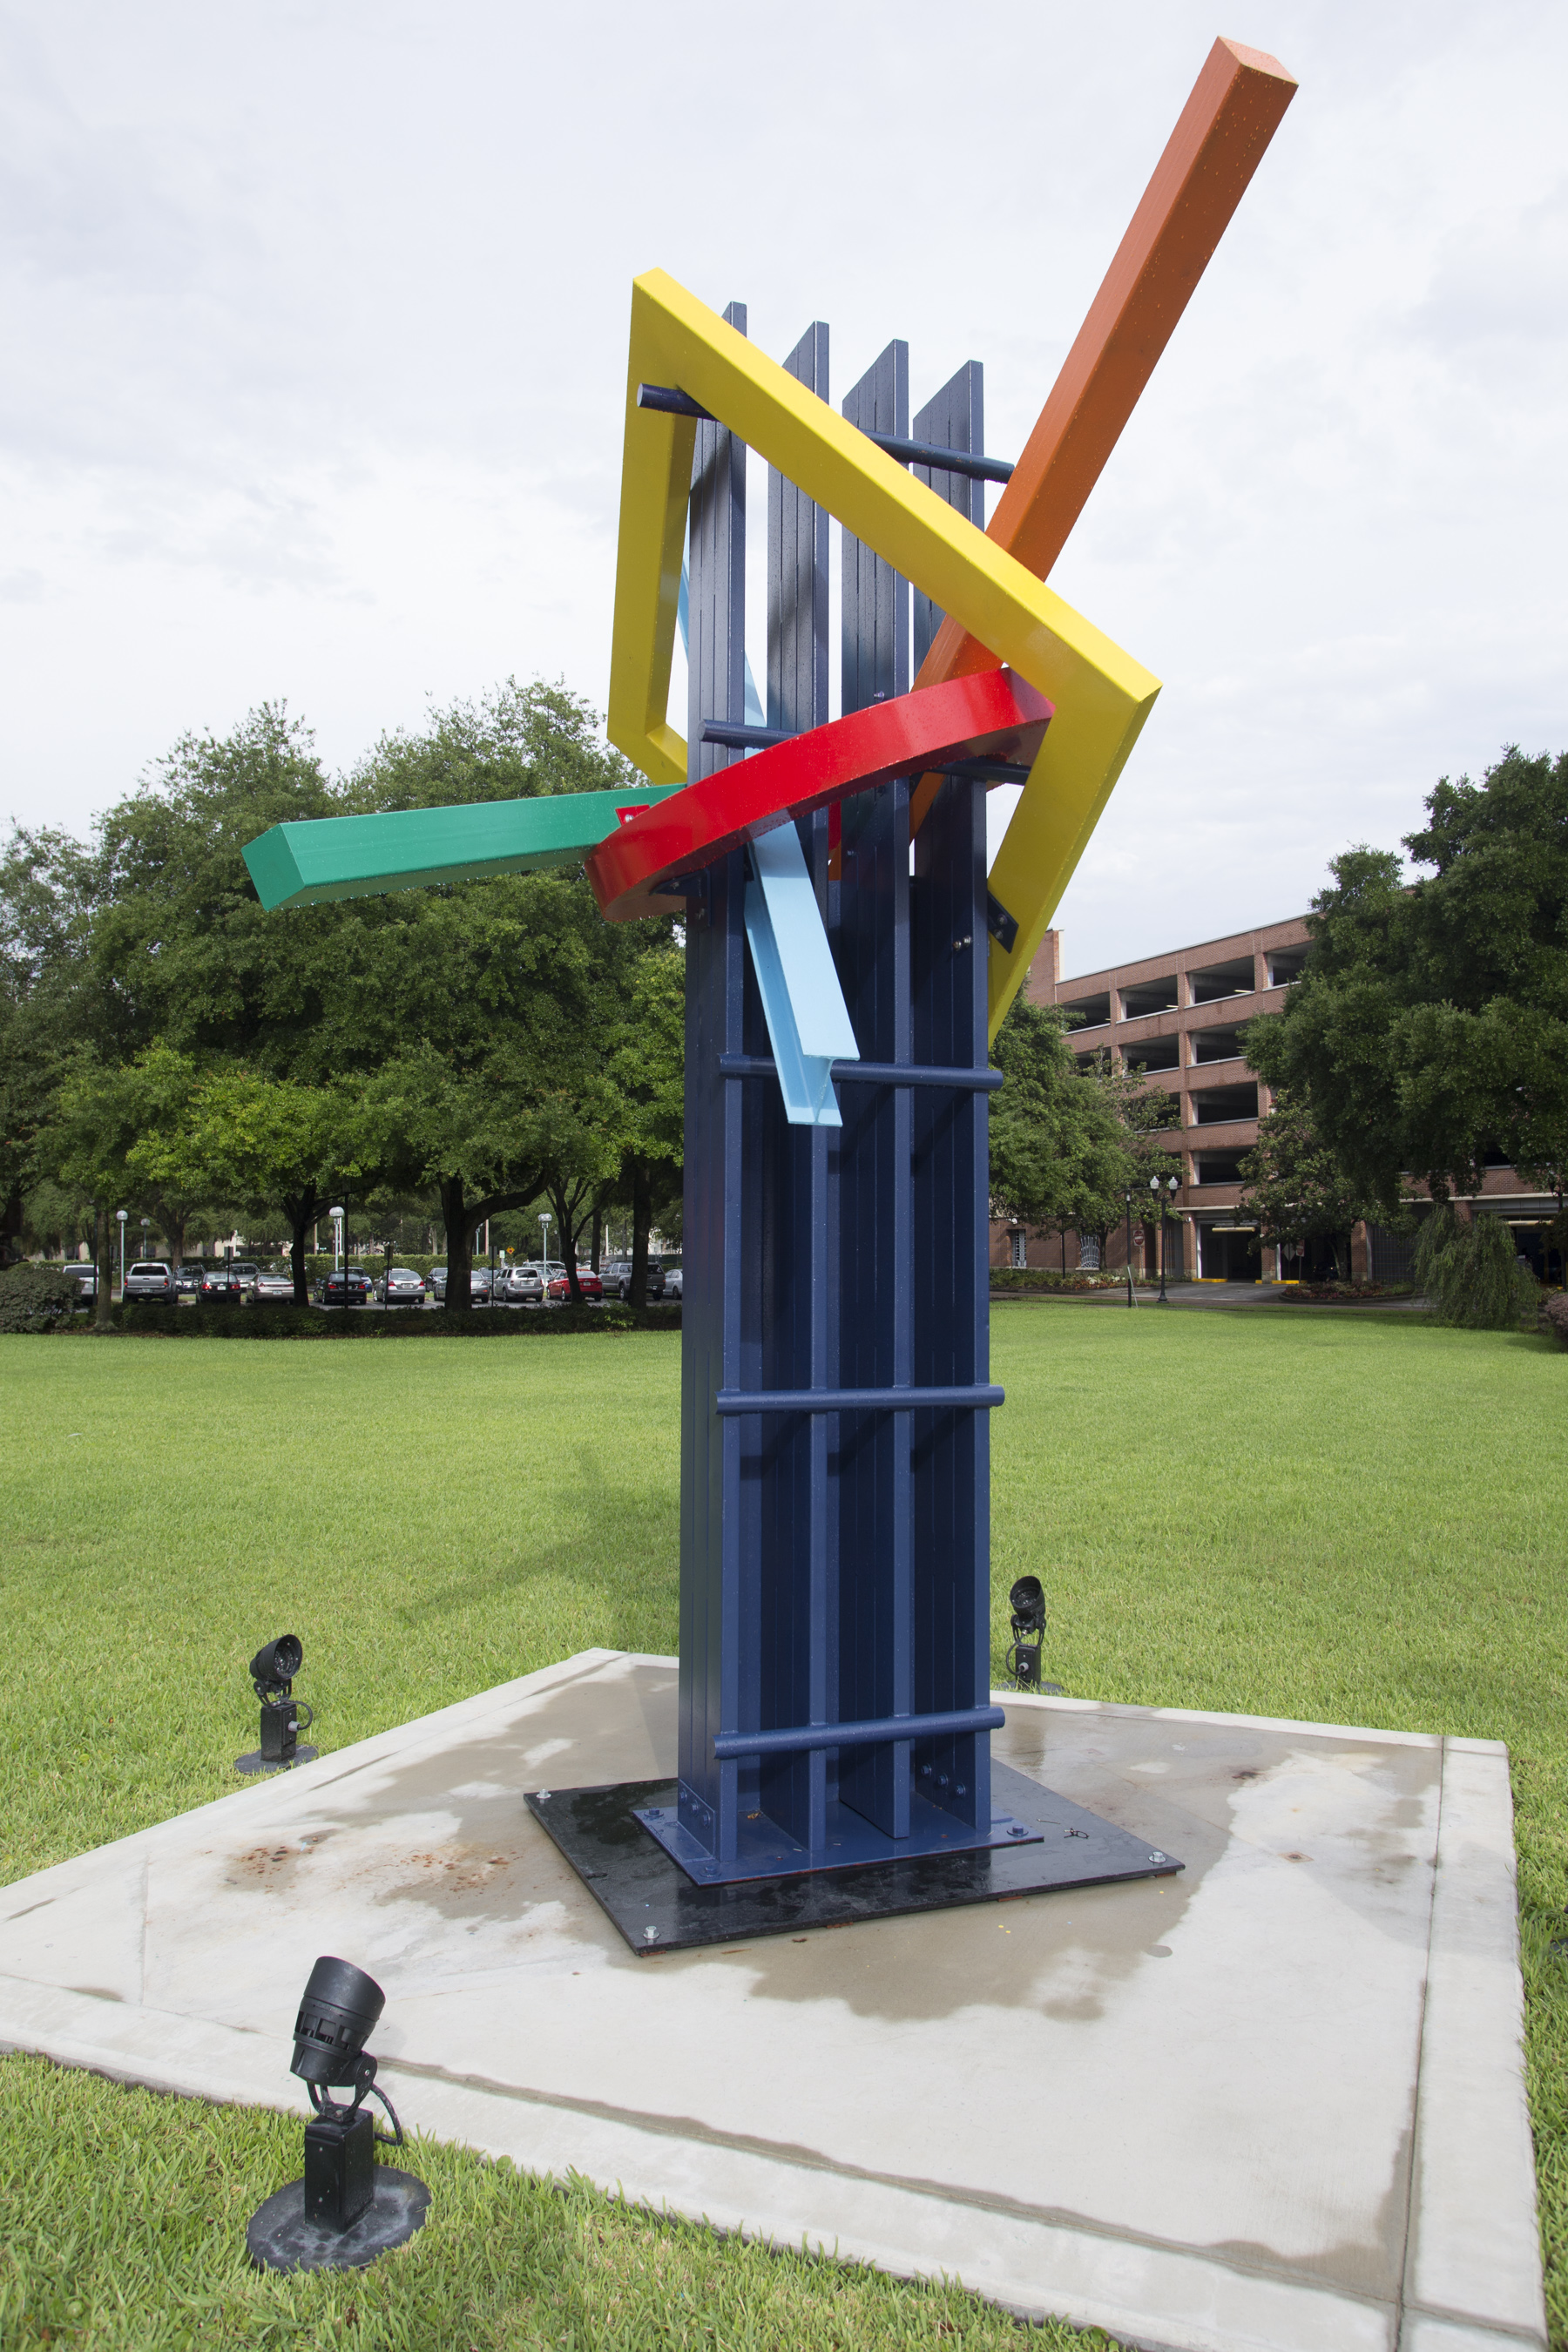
[{"xmin": 2, "ymin": 1, "xmax": 1564, "ymax": 976}]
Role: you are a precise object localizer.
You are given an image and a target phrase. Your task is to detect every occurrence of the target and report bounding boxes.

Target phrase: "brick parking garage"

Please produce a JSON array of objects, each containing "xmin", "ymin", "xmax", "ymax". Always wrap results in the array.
[{"xmin": 993, "ymin": 917, "xmax": 1565, "ymax": 1285}]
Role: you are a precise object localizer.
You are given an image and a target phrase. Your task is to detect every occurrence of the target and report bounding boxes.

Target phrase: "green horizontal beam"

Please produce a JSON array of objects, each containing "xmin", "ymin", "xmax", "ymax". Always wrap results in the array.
[{"xmin": 242, "ymin": 786, "xmax": 681, "ymax": 911}]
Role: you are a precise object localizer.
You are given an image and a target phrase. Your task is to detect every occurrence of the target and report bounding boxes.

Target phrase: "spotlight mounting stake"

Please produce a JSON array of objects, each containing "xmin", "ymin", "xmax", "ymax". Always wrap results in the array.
[
  {"xmin": 247, "ymin": 1956, "xmax": 429, "ymax": 2273},
  {"xmin": 235, "ymin": 1634, "xmax": 319, "ymax": 1775},
  {"xmin": 1006, "ymin": 1576, "xmax": 1064, "ymax": 1693}
]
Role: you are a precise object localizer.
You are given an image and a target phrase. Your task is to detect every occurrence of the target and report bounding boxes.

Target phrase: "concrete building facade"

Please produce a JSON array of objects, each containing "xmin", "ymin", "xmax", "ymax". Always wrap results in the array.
[{"xmin": 992, "ymin": 915, "xmax": 1565, "ymax": 1284}]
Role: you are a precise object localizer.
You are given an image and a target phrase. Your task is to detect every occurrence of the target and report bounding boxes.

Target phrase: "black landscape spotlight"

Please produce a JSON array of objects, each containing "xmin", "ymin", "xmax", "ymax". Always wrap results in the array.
[
  {"xmin": 1006, "ymin": 1577, "xmax": 1064, "ymax": 1693},
  {"xmin": 247, "ymin": 1956, "xmax": 429, "ymax": 2272},
  {"xmin": 235, "ymin": 1635, "xmax": 318, "ymax": 1775}
]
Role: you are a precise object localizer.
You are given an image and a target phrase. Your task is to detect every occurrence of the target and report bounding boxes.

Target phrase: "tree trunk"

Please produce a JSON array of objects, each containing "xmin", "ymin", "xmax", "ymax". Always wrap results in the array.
[
  {"xmin": 630, "ymin": 1159, "xmax": 652, "ymax": 1308},
  {"xmin": 548, "ymin": 1183, "xmax": 584, "ymax": 1303},
  {"xmin": 439, "ymin": 1175, "xmax": 472, "ymax": 1311},
  {"xmin": 93, "ymin": 1200, "xmax": 112, "ymax": 1331},
  {"xmin": 590, "ymin": 1202, "xmax": 602, "ymax": 1274},
  {"xmin": 289, "ymin": 1211, "xmax": 312, "ymax": 1304}
]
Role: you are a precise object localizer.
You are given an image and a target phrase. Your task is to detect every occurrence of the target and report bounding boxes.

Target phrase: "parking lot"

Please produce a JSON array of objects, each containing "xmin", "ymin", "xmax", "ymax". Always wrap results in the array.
[{"xmin": 90, "ymin": 1257, "xmax": 683, "ymax": 1310}]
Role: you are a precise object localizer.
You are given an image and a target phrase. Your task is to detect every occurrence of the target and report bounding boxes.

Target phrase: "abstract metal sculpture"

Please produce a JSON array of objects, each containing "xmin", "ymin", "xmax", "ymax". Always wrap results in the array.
[{"xmin": 243, "ymin": 36, "xmax": 1294, "ymax": 1947}]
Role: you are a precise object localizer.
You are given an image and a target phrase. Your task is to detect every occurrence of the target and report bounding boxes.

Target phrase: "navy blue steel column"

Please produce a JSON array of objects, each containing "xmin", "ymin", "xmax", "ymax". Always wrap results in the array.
[
  {"xmin": 678, "ymin": 301, "xmax": 749, "ymax": 1862},
  {"xmin": 911, "ymin": 362, "xmax": 984, "ymax": 672},
  {"xmin": 673, "ymin": 315, "xmax": 999, "ymax": 1876}
]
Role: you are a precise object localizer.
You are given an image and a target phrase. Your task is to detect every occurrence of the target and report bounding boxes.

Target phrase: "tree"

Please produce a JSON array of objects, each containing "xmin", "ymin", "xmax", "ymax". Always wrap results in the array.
[
  {"xmin": 989, "ymin": 1000, "xmax": 1164, "ymax": 1247},
  {"xmin": 1236, "ymin": 1089, "xmax": 1378, "ymax": 1280},
  {"xmin": 44, "ymin": 1045, "xmax": 226, "ymax": 1274},
  {"xmin": 0, "ymin": 827, "xmax": 101, "ymax": 1261},
  {"xmin": 1413, "ymin": 1204, "xmax": 1537, "ymax": 1329},
  {"xmin": 4, "ymin": 681, "xmax": 679, "ymax": 1323},
  {"xmin": 126, "ymin": 1057, "xmax": 370, "ymax": 1303},
  {"xmin": 339, "ymin": 680, "xmax": 665, "ymax": 1310},
  {"xmin": 597, "ymin": 941, "xmax": 684, "ymax": 1307},
  {"xmin": 1246, "ymin": 748, "xmax": 1568, "ymax": 1215}
]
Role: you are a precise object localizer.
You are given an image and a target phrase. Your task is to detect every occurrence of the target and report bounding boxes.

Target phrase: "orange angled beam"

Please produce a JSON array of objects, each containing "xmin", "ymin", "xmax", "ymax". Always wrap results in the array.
[{"xmin": 912, "ymin": 34, "xmax": 1295, "ymax": 815}]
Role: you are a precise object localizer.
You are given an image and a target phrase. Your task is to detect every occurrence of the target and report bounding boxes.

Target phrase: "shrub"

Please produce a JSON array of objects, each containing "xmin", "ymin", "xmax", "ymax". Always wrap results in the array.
[
  {"xmin": 1414, "ymin": 1207, "xmax": 1538, "ymax": 1330},
  {"xmin": 1542, "ymin": 1294, "xmax": 1568, "ymax": 1351},
  {"xmin": 990, "ymin": 1267, "xmax": 1153, "ymax": 1292},
  {"xmin": 0, "ymin": 1262, "xmax": 81, "ymax": 1332},
  {"xmin": 108, "ymin": 1300, "xmax": 680, "ymax": 1340}
]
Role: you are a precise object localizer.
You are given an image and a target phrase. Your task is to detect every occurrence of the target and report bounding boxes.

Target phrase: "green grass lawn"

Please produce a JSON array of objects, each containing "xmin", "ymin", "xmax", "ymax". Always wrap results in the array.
[{"xmin": 2, "ymin": 1308, "xmax": 1565, "ymax": 2349}]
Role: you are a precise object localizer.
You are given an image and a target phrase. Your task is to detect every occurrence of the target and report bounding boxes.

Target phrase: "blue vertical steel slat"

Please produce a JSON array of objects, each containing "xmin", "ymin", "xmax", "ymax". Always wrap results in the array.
[
  {"xmin": 833, "ymin": 776, "xmax": 912, "ymax": 1838},
  {"xmin": 753, "ymin": 321, "xmax": 835, "ymax": 1856},
  {"xmin": 841, "ymin": 343, "xmax": 909, "ymax": 713},
  {"xmin": 909, "ymin": 771, "xmax": 990, "ymax": 1835},
  {"xmin": 768, "ymin": 323, "xmax": 829, "ymax": 738},
  {"xmin": 911, "ymin": 361, "xmax": 984, "ymax": 674},
  {"xmin": 678, "ymin": 301, "xmax": 748, "ymax": 1863},
  {"xmin": 835, "ymin": 339, "xmax": 914, "ymax": 1841}
]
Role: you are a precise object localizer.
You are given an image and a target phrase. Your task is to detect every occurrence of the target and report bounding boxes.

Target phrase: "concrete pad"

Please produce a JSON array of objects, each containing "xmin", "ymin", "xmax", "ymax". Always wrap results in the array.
[{"xmin": 0, "ymin": 1650, "xmax": 1544, "ymax": 2352}]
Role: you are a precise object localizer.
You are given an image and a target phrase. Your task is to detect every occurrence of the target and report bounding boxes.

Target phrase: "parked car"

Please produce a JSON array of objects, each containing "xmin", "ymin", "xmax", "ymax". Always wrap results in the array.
[
  {"xmin": 175, "ymin": 1260, "xmax": 206, "ymax": 1294},
  {"xmin": 470, "ymin": 1267, "xmax": 493, "ymax": 1301},
  {"xmin": 547, "ymin": 1266, "xmax": 604, "ymax": 1303},
  {"xmin": 598, "ymin": 1258, "xmax": 666, "ymax": 1302},
  {"xmin": 318, "ymin": 1267, "xmax": 374, "ymax": 1305},
  {"xmin": 123, "ymin": 1260, "xmax": 176, "ymax": 1302},
  {"xmin": 72, "ymin": 1263, "xmax": 98, "ymax": 1302},
  {"xmin": 662, "ymin": 1262, "xmax": 683, "ymax": 1300},
  {"xmin": 374, "ymin": 1266, "xmax": 428, "ymax": 1308},
  {"xmin": 499, "ymin": 1261, "xmax": 547, "ymax": 1305},
  {"xmin": 253, "ymin": 1265, "xmax": 296, "ymax": 1301},
  {"xmin": 426, "ymin": 1265, "xmax": 447, "ymax": 1301},
  {"xmin": 229, "ymin": 1260, "xmax": 260, "ymax": 1297},
  {"xmin": 199, "ymin": 1263, "xmax": 247, "ymax": 1301}
]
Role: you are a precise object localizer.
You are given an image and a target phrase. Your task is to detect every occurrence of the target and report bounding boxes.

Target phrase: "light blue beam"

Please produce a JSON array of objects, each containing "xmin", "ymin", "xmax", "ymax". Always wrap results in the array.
[{"xmin": 743, "ymin": 823, "xmax": 860, "ymax": 1126}]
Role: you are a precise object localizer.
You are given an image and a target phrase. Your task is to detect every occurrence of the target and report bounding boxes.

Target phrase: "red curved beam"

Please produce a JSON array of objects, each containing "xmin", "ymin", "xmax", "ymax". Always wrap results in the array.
[{"xmin": 588, "ymin": 667, "xmax": 1051, "ymax": 923}]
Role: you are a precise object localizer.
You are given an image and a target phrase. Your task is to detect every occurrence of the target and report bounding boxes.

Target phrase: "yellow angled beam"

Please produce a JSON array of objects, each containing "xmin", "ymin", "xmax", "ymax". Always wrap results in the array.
[
  {"xmin": 607, "ymin": 342, "xmax": 695, "ymax": 787},
  {"xmin": 605, "ymin": 269, "xmax": 1162, "ymax": 1037}
]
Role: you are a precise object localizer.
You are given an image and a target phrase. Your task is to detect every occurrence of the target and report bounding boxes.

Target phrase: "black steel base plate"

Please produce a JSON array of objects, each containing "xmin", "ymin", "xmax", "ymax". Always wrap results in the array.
[
  {"xmin": 247, "ymin": 2167, "xmax": 429, "ymax": 2273},
  {"xmin": 526, "ymin": 1762, "xmax": 1180, "ymax": 1954},
  {"xmin": 234, "ymin": 1746, "xmax": 319, "ymax": 1776}
]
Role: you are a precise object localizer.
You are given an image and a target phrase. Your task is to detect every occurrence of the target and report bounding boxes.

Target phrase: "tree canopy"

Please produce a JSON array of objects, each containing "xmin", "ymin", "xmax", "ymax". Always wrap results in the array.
[
  {"xmin": 1244, "ymin": 747, "xmax": 1568, "ymax": 1214},
  {"xmin": 0, "ymin": 680, "xmax": 682, "ymax": 1294},
  {"xmin": 1236, "ymin": 1089, "xmax": 1375, "ymax": 1278},
  {"xmin": 989, "ymin": 998, "xmax": 1176, "ymax": 1241}
]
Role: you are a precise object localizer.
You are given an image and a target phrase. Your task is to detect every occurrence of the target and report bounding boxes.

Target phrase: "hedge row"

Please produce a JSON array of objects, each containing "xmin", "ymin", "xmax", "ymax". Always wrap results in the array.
[
  {"xmin": 43, "ymin": 1300, "xmax": 681, "ymax": 1341},
  {"xmin": 989, "ymin": 1267, "xmax": 1157, "ymax": 1293}
]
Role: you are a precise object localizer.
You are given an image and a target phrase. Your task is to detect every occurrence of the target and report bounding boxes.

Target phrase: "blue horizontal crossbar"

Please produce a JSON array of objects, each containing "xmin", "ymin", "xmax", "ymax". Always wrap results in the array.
[
  {"xmin": 719, "ymin": 1054, "xmax": 1002, "ymax": 1092},
  {"xmin": 713, "ymin": 1703, "xmax": 1006, "ymax": 1761},
  {"xmin": 715, "ymin": 1384, "xmax": 1004, "ymax": 1416}
]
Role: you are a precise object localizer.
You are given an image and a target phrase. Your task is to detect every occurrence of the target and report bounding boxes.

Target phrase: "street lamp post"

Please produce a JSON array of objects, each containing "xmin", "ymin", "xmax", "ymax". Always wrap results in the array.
[
  {"xmin": 116, "ymin": 1209, "xmax": 127, "ymax": 1296},
  {"xmin": 1124, "ymin": 1190, "xmax": 1134, "ymax": 1308},
  {"xmin": 140, "ymin": 1215, "xmax": 150, "ymax": 1267},
  {"xmin": 1151, "ymin": 1171, "xmax": 1181, "ymax": 1304},
  {"xmin": 539, "ymin": 1211, "xmax": 551, "ymax": 1281}
]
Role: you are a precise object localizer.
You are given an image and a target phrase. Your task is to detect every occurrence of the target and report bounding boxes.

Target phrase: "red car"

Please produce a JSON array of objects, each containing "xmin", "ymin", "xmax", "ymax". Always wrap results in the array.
[{"xmin": 547, "ymin": 1267, "xmax": 604, "ymax": 1303}]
